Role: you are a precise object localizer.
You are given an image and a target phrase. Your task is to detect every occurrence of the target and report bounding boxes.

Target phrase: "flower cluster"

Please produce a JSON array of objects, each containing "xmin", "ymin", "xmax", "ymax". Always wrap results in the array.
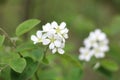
[
  {"xmin": 31, "ymin": 21, "xmax": 69, "ymax": 54},
  {"xmin": 79, "ymin": 29, "xmax": 109, "ymax": 62}
]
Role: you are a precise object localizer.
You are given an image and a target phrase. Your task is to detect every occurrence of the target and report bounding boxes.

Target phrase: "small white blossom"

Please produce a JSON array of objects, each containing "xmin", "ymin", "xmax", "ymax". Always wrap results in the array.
[
  {"xmin": 31, "ymin": 21, "xmax": 69, "ymax": 54},
  {"xmin": 46, "ymin": 33, "xmax": 65, "ymax": 54},
  {"xmin": 92, "ymin": 46, "xmax": 105, "ymax": 58},
  {"xmin": 79, "ymin": 47, "xmax": 94, "ymax": 62},
  {"xmin": 93, "ymin": 62, "xmax": 100, "ymax": 69},
  {"xmin": 42, "ymin": 23, "xmax": 55, "ymax": 34},
  {"xmin": 51, "ymin": 21, "xmax": 69, "ymax": 39},
  {"xmin": 31, "ymin": 31, "xmax": 50, "ymax": 45},
  {"xmin": 79, "ymin": 29, "xmax": 109, "ymax": 62},
  {"xmin": 46, "ymin": 33, "xmax": 62, "ymax": 49}
]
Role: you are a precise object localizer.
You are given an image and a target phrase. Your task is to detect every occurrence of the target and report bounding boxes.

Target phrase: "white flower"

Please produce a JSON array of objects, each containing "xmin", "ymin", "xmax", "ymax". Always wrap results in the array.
[
  {"xmin": 45, "ymin": 33, "xmax": 65, "ymax": 54},
  {"xmin": 46, "ymin": 33, "xmax": 63, "ymax": 49},
  {"xmin": 98, "ymin": 39, "xmax": 109, "ymax": 52},
  {"xmin": 31, "ymin": 31, "xmax": 50, "ymax": 45},
  {"xmin": 79, "ymin": 29, "xmax": 109, "ymax": 62},
  {"xmin": 51, "ymin": 21, "xmax": 69, "ymax": 39},
  {"xmin": 84, "ymin": 37, "xmax": 98, "ymax": 48},
  {"xmin": 79, "ymin": 47, "xmax": 93, "ymax": 62},
  {"xmin": 92, "ymin": 46, "xmax": 105, "ymax": 58},
  {"xmin": 42, "ymin": 23, "xmax": 55, "ymax": 34},
  {"xmin": 84, "ymin": 29, "xmax": 108, "ymax": 48},
  {"xmin": 93, "ymin": 62, "xmax": 100, "ymax": 69},
  {"xmin": 31, "ymin": 21, "xmax": 69, "ymax": 55}
]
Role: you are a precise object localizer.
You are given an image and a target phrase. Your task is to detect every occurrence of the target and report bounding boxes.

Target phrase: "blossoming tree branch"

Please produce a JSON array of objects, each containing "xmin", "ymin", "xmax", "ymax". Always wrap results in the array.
[{"xmin": 0, "ymin": 19, "xmax": 119, "ymax": 80}]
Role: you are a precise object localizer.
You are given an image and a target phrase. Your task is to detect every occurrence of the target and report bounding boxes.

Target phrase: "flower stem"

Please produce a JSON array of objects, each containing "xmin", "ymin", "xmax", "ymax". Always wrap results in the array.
[
  {"xmin": 43, "ymin": 46, "xmax": 49, "ymax": 58},
  {"xmin": 35, "ymin": 71, "xmax": 39, "ymax": 80},
  {"xmin": 0, "ymin": 28, "xmax": 23, "ymax": 57}
]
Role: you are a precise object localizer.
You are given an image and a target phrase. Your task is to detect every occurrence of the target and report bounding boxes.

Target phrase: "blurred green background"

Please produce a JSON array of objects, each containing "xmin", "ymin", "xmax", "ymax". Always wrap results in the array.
[{"xmin": 0, "ymin": 0, "xmax": 120, "ymax": 80}]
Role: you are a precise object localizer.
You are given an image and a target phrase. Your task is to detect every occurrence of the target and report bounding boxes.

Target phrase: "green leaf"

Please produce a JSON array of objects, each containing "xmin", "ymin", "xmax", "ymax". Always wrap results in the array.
[
  {"xmin": 101, "ymin": 59, "xmax": 119, "ymax": 72},
  {"xmin": 0, "ymin": 67, "xmax": 11, "ymax": 80},
  {"xmin": 16, "ymin": 19, "xmax": 40, "ymax": 36},
  {"xmin": 20, "ymin": 48, "xmax": 44, "ymax": 62},
  {"xmin": 97, "ymin": 66, "xmax": 112, "ymax": 77},
  {"xmin": 56, "ymin": 53, "xmax": 82, "ymax": 69},
  {"xmin": 30, "ymin": 49, "xmax": 44, "ymax": 62},
  {"xmin": 10, "ymin": 57, "xmax": 39, "ymax": 80},
  {"xmin": 9, "ymin": 58, "xmax": 26, "ymax": 73},
  {"xmin": 65, "ymin": 67, "xmax": 83, "ymax": 80},
  {"xmin": 16, "ymin": 42, "xmax": 37, "ymax": 52},
  {"xmin": 0, "ymin": 35, "xmax": 5, "ymax": 46},
  {"xmin": 18, "ymin": 57, "xmax": 39, "ymax": 80}
]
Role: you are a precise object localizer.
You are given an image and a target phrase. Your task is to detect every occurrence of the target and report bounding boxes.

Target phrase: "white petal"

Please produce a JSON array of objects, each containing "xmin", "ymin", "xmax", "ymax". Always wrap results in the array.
[
  {"xmin": 51, "ymin": 21, "xmax": 58, "ymax": 28},
  {"xmin": 95, "ymin": 29, "xmax": 101, "ymax": 35},
  {"xmin": 63, "ymin": 34, "xmax": 68, "ymax": 39},
  {"xmin": 31, "ymin": 35, "xmax": 38, "ymax": 42},
  {"xmin": 49, "ymin": 43, "xmax": 55, "ymax": 49},
  {"xmin": 43, "ymin": 23, "xmax": 51, "ymax": 31},
  {"xmin": 61, "ymin": 28, "xmax": 69, "ymax": 34},
  {"xmin": 42, "ymin": 33, "xmax": 48, "ymax": 39},
  {"xmin": 59, "ymin": 22, "xmax": 66, "ymax": 29},
  {"xmin": 49, "ymin": 29, "xmax": 56, "ymax": 34},
  {"xmin": 100, "ymin": 45, "xmax": 109, "ymax": 52},
  {"xmin": 52, "ymin": 48, "xmax": 57, "ymax": 54},
  {"xmin": 33, "ymin": 42, "xmax": 37, "ymax": 44},
  {"xmin": 58, "ymin": 48, "xmax": 64, "ymax": 54},
  {"xmin": 79, "ymin": 47, "xmax": 85, "ymax": 54},
  {"xmin": 94, "ymin": 52, "xmax": 105, "ymax": 58},
  {"xmin": 93, "ymin": 62, "xmax": 100, "ymax": 69},
  {"xmin": 98, "ymin": 33, "xmax": 106, "ymax": 41},
  {"xmin": 42, "ymin": 39, "xmax": 50, "ymax": 45},
  {"xmin": 47, "ymin": 33, "xmax": 53, "ymax": 39},
  {"xmin": 36, "ymin": 31, "xmax": 42, "ymax": 38},
  {"xmin": 104, "ymin": 39, "xmax": 109, "ymax": 44},
  {"xmin": 85, "ymin": 56, "xmax": 91, "ymax": 62},
  {"xmin": 45, "ymin": 23, "xmax": 51, "ymax": 27},
  {"xmin": 89, "ymin": 32, "xmax": 96, "ymax": 40},
  {"xmin": 79, "ymin": 55, "xmax": 84, "ymax": 60},
  {"xmin": 42, "ymin": 25, "xmax": 48, "ymax": 31},
  {"xmin": 61, "ymin": 43, "xmax": 65, "ymax": 48},
  {"xmin": 54, "ymin": 40, "xmax": 61, "ymax": 47},
  {"xmin": 83, "ymin": 38, "xmax": 90, "ymax": 47}
]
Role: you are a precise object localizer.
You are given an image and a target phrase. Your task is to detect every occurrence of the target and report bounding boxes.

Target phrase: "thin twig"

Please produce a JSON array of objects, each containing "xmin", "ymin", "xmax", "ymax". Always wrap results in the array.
[
  {"xmin": 0, "ymin": 65, "xmax": 8, "ymax": 72},
  {"xmin": 35, "ymin": 71, "xmax": 39, "ymax": 80},
  {"xmin": 0, "ymin": 27, "xmax": 23, "ymax": 57},
  {"xmin": 43, "ymin": 46, "xmax": 49, "ymax": 58}
]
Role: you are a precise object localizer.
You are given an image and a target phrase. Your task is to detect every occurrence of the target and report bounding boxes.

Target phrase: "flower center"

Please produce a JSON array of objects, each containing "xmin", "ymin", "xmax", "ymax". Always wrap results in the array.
[
  {"xmin": 56, "ymin": 27, "xmax": 61, "ymax": 33},
  {"xmin": 85, "ymin": 52, "xmax": 89, "ymax": 56},
  {"xmin": 95, "ymin": 48, "xmax": 100, "ymax": 53},
  {"xmin": 50, "ymin": 38, "xmax": 55, "ymax": 42},
  {"xmin": 38, "ymin": 38, "xmax": 42, "ymax": 42}
]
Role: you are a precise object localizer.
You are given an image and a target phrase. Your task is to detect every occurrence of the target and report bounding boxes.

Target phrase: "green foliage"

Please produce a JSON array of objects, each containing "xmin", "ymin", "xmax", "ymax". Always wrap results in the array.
[
  {"xmin": 29, "ymin": 49, "xmax": 44, "ymax": 62},
  {"xmin": 42, "ymin": 56, "xmax": 49, "ymax": 64},
  {"xmin": 0, "ymin": 35, "xmax": 5, "ymax": 46},
  {"xmin": 16, "ymin": 42, "xmax": 37, "ymax": 52},
  {"xmin": 57, "ymin": 53, "xmax": 82, "ymax": 69},
  {"xmin": 101, "ymin": 59, "xmax": 119, "ymax": 72},
  {"xmin": 1, "ymin": 0, "xmax": 120, "ymax": 79},
  {"xmin": 9, "ymin": 58, "xmax": 26, "ymax": 73},
  {"xmin": 11, "ymin": 57, "xmax": 39, "ymax": 80},
  {"xmin": 16, "ymin": 19, "xmax": 40, "ymax": 36},
  {"xmin": 0, "ymin": 67, "xmax": 11, "ymax": 80},
  {"xmin": 98, "ymin": 66, "xmax": 112, "ymax": 77}
]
